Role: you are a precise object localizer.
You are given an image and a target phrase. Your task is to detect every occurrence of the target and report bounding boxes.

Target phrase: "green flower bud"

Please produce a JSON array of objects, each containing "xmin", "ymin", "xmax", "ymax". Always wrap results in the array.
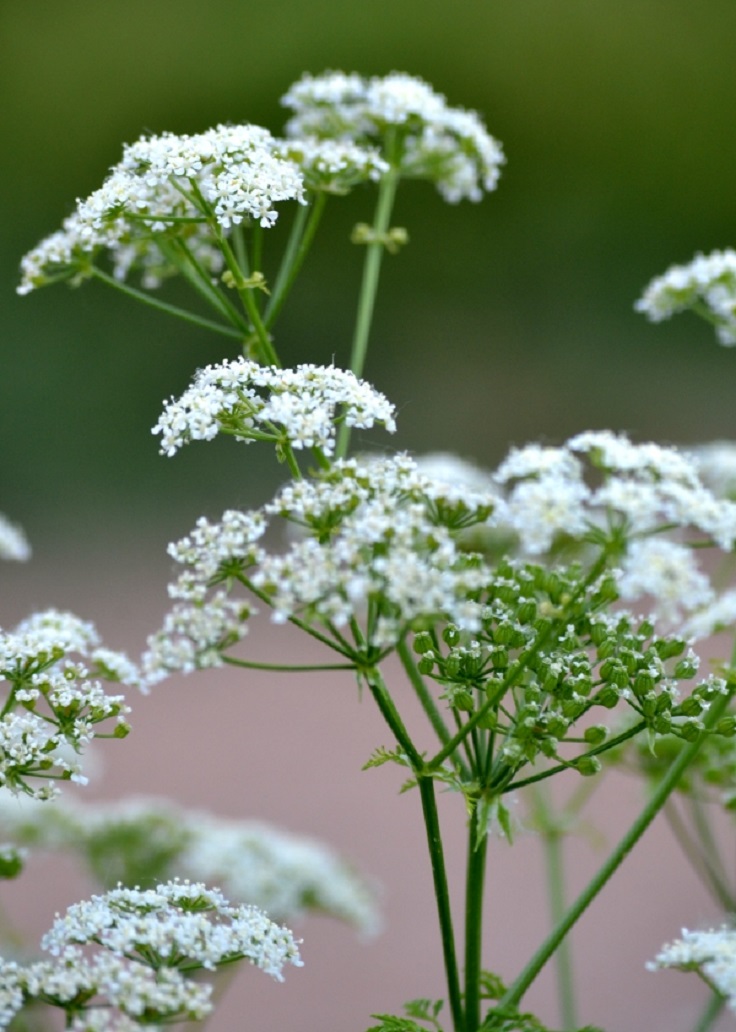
[
  {"xmin": 491, "ymin": 648, "xmax": 509, "ymax": 671},
  {"xmin": 575, "ymin": 756, "xmax": 602, "ymax": 777},
  {"xmin": 583, "ymin": 724, "xmax": 608, "ymax": 746},
  {"xmin": 546, "ymin": 714, "xmax": 568, "ymax": 739},
  {"xmin": 674, "ymin": 658, "xmax": 699, "ymax": 680},
  {"xmin": 597, "ymin": 687, "xmax": 621, "ymax": 709},
  {"xmin": 413, "ymin": 631, "xmax": 434, "ymax": 655},
  {"xmin": 677, "ymin": 696, "xmax": 703, "ymax": 717},
  {"xmin": 445, "ymin": 654, "xmax": 462, "ymax": 678},
  {"xmin": 716, "ymin": 716, "xmax": 736, "ymax": 737},
  {"xmin": 452, "ymin": 689, "xmax": 474, "ymax": 712},
  {"xmin": 443, "ymin": 625, "xmax": 460, "ymax": 647},
  {"xmin": 418, "ymin": 655, "xmax": 435, "ymax": 675},
  {"xmin": 652, "ymin": 712, "xmax": 672, "ymax": 735},
  {"xmin": 517, "ymin": 600, "xmax": 537, "ymax": 624},
  {"xmin": 634, "ymin": 672, "xmax": 655, "ymax": 696},
  {"xmin": 680, "ymin": 719, "xmax": 703, "ymax": 742}
]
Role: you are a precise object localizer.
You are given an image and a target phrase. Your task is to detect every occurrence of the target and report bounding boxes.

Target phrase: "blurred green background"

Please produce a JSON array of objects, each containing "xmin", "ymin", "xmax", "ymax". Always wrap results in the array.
[{"xmin": 4, "ymin": 0, "xmax": 736, "ymax": 551}]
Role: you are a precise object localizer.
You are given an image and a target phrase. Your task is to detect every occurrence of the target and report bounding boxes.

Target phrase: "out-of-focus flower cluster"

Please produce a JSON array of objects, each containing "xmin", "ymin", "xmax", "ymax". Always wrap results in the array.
[
  {"xmin": 0, "ymin": 514, "xmax": 30, "ymax": 563},
  {"xmin": 0, "ymin": 610, "xmax": 136, "ymax": 799},
  {"xmin": 0, "ymin": 880, "xmax": 301, "ymax": 1030},
  {"xmin": 282, "ymin": 70, "xmax": 505, "ymax": 203},
  {"xmin": 649, "ymin": 926, "xmax": 736, "ymax": 1010},
  {"xmin": 0, "ymin": 794, "xmax": 379, "ymax": 933},
  {"xmin": 636, "ymin": 248, "xmax": 736, "ymax": 346}
]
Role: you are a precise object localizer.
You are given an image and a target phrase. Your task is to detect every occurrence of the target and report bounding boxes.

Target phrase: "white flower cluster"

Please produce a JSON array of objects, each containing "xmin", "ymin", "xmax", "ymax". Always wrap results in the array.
[
  {"xmin": 495, "ymin": 430, "xmax": 736, "ymax": 634},
  {"xmin": 0, "ymin": 514, "xmax": 30, "ymax": 562},
  {"xmin": 690, "ymin": 440, "xmax": 736, "ymax": 500},
  {"xmin": 0, "ymin": 793, "xmax": 379, "ymax": 933},
  {"xmin": 143, "ymin": 455, "xmax": 503, "ymax": 680},
  {"xmin": 635, "ymin": 249, "xmax": 736, "ymax": 345},
  {"xmin": 18, "ymin": 123, "xmax": 305, "ymax": 294},
  {"xmin": 277, "ymin": 136, "xmax": 389, "ymax": 194},
  {"xmin": 153, "ymin": 359, "xmax": 396, "ymax": 458},
  {"xmin": 0, "ymin": 880, "xmax": 301, "ymax": 1029},
  {"xmin": 0, "ymin": 610, "xmax": 136, "ymax": 799},
  {"xmin": 648, "ymin": 926, "xmax": 736, "ymax": 1009},
  {"xmin": 282, "ymin": 71, "xmax": 505, "ymax": 203}
]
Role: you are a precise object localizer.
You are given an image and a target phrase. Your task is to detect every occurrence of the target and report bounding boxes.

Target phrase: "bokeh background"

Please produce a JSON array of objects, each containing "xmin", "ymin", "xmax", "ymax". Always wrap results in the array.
[{"xmin": 2, "ymin": 2, "xmax": 736, "ymax": 1030}]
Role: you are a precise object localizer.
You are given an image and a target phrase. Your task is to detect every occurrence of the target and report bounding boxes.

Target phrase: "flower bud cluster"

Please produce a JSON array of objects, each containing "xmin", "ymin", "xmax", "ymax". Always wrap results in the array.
[
  {"xmin": 414, "ymin": 559, "xmax": 728, "ymax": 780},
  {"xmin": 0, "ymin": 880, "xmax": 301, "ymax": 1029},
  {"xmin": 282, "ymin": 70, "xmax": 505, "ymax": 203},
  {"xmin": 0, "ymin": 611, "xmax": 136, "ymax": 799},
  {"xmin": 636, "ymin": 248, "xmax": 736, "ymax": 345},
  {"xmin": 153, "ymin": 359, "xmax": 396, "ymax": 458}
]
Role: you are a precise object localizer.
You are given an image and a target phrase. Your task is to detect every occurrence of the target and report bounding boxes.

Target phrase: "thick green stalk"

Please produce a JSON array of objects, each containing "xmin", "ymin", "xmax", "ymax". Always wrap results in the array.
[
  {"xmin": 363, "ymin": 666, "xmax": 424, "ymax": 770},
  {"xmin": 691, "ymin": 991, "xmax": 726, "ymax": 1032},
  {"xmin": 361, "ymin": 665, "xmax": 463, "ymax": 1030},
  {"xmin": 336, "ymin": 167, "xmax": 400, "ymax": 459},
  {"xmin": 89, "ymin": 268, "xmax": 244, "ymax": 340},
  {"xmin": 493, "ymin": 687, "xmax": 734, "ymax": 1016},
  {"xmin": 419, "ymin": 776, "xmax": 465, "ymax": 1032},
  {"xmin": 541, "ymin": 822, "xmax": 577, "ymax": 1028},
  {"xmin": 464, "ymin": 818, "xmax": 489, "ymax": 1032}
]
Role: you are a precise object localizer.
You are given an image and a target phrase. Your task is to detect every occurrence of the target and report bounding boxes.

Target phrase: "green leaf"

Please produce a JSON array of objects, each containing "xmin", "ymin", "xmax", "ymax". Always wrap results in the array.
[{"xmin": 362, "ymin": 745, "xmax": 410, "ymax": 771}]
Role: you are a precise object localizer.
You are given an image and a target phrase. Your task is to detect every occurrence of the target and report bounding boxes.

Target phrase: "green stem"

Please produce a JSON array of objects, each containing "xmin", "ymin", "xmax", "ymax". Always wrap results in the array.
[
  {"xmin": 166, "ymin": 236, "xmax": 249, "ymax": 331},
  {"xmin": 217, "ymin": 232, "xmax": 280, "ymax": 366},
  {"xmin": 363, "ymin": 666, "xmax": 424, "ymax": 770},
  {"xmin": 264, "ymin": 193, "xmax": 327, "ymax": 329},
  {"xmin": 336, "ymin": 166, "xmax": 400, "ymax": 459},
  {"xmin": 663, "ymin": 799, "xmax": 735, "ymax": 911},
  {"xmin": 418, "ymin": 776, "xmax": 465, "ymax": 1032},
  {"xmin": 531, "ymin": 787, "xmax": 578, "ymax": 1030},
  {"xmin": 221, "ymin": 657, "xmax": 356, "ymax": 673},
  {"xmin": 464, "ymin": 818, "xmax": 489, "ymax": 1032},
  {"xmin": 691, "ymin": 991, "xmax": 726, "ymax": 1032},
  {"xmin": 89, "ymin": 268, "xmax": 244, "ymax": 340},
  {"xmin": 506, "ymin": 721, "xmax": 647, "ymax": 792},
  {"xmin": 396, "ymin": 640, "xmax": 469, "ymax": 777},
  {"xmin": 493, "ymin": 686, "xmax": 734, "ymax": 1017},
  {"xmin": 688, "ymin": 794, "xmax": 732, "ymax": 898}
]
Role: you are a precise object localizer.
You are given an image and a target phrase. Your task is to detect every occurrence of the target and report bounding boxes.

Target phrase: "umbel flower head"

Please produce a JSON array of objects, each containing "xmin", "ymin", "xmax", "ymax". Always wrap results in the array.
[
  {"xmin": 636, "ymin": 248, "xmax": 736, "ymax": 345},
  {"xmin": 18, "ymin": 122, "xmax": 306, "ymax": 294},
  {"xmin": 0, "ymin": 880, "xmax": 302, "ymax": 1029},
  {"xmin": 282, "ymin": 70, "xmax": 505, "ymax": 203},
  {"xmin": 0, "ymin": 610, "xmax": 136, "ymax": 799},
  {"xmin": 649, "ymin": 926, "xmax": 736, "ymax": 1010}
]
